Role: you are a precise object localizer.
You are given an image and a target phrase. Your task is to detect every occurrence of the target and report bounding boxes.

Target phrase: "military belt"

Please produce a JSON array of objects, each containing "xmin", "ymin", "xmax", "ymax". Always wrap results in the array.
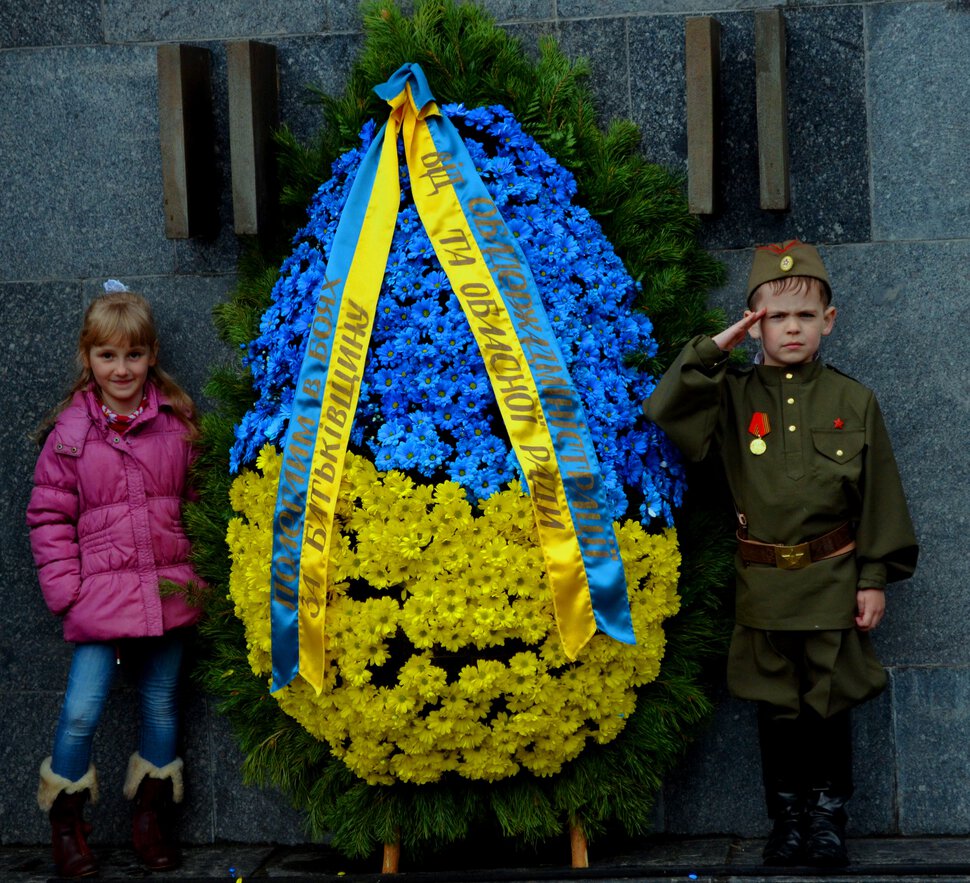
[{"xmin": 737, "ymin": 522, "xmax": 855, "ymax": 570}]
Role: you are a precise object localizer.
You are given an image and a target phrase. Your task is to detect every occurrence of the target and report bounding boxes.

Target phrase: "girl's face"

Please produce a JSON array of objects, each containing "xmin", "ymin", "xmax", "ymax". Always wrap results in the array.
[{"xmin": 84, "ymin": 338, "xmax": 156, "ymax": 414}]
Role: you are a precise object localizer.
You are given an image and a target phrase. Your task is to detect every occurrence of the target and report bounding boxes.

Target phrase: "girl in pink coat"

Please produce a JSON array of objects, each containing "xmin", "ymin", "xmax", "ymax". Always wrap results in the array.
[{"xmin": 28, "ymin": 282, "xmax": 203, "ymax": 878}]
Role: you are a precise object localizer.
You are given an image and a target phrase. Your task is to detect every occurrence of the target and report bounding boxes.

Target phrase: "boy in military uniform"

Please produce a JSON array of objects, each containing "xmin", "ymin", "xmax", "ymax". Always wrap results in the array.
[{"xmin": 645, "ymin": 241, "xmax": 918, "ymax": 867}]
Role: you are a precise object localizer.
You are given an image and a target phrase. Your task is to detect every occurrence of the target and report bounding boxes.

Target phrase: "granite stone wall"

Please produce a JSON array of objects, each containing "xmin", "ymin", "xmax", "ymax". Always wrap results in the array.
[{"xmin": 1, "ymin": 0, "xmax": 966, "ymax": 848}]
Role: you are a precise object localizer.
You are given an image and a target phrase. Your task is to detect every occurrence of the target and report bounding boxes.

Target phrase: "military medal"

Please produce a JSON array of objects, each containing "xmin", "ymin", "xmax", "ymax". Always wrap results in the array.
[{"xmin": 748, "ymin": 412, "xmax": 770, "ymax": 455}]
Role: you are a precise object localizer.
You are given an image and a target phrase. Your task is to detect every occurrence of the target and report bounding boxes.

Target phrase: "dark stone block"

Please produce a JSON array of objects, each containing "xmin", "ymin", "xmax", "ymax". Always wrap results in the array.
[
  {"xmin": 626, "ymin": 836, "xmax": 735, "ymax": 867},
  {"xmin": 1, "ymin": 686, "xmax": 143, "ymax": 844},
  {"xmin": 0, "ymin": 690, "xmax": 66, "ymax": 844},
  {"xmin": 327, "ymin": 0, "xmax": 553, "ymax": 32},
  {"xmin": 0, "ymin": 47, "xmax": 174, "ymax": 281},
  {"xmin": 327, "ymin": 0, "xmax": 367, "ymax": 32},
  {"xmin": 628, "ymin": 16, "xmax": 688, "ymax": 176},
  {"xmin": 893, "ymin": 667, "xmax": 970, "ymax": 834},
  {"xmin": 0, "ymin": 0, "xmax": 102, "ymax": 49},
  {"xmin": 104, "ymin": 0, "xmax": 326, "ymax": 42},
  {"xmin": 629, "ymin": 9, "xmax": 870, "ymax": 249},
  {"xmin": 662, "ymin": 694, "xmax": 765, "ymax": 836},
  {"xmin": 869, "ymin": 4, "xmax": 970, "ymax": 242},
  {"xmin": 847, "ymin": 687, "xmax": 895, "ymax": 834},
  {"xmin": 166, "ymin": 301, "xmax": 234, "ymax": 409},
  {"xmin": 208, "ymin": 710, "xmax": 308, "ymax": 844},
  {"xmin": 558, "ymin": 16, "xmax": 631, "ymax": 127},
  {"xmin": 474, "ymin": 0, "xmax": 555, "ymax": 23},
  {"xmin": 500, "ymin": 21, "xmax": 558, "ymax": 64},
  {"xmin": 561, "ymin": 0, "xmax": 785, "ymax": 13},
  {"xmin": 0, "ymin": 541, "xmax": 68, "ymax": 690},
  {"xmin": 0, "ymin": 282, "xmax": 82, "ymax": 485},
  {"xmin": 176, "ymin": 688, "xmax": 217, "ymax": 843},
  {"xmin": 271, "ymin": 35, "xmax": 366, "ymax": 147},
  {"xmin": 776, "ymin": 7, "xmax": 870, "ymax": 245},
  {"xmin": 0, "ymin": 284, "xmax": 85, "ymax": 692}
]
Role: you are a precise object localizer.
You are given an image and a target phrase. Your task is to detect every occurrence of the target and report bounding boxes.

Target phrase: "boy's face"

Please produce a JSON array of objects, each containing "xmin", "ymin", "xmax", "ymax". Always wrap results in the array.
[{"xmin": 745, "ymin": 280, "xmax": 836, "ymax": 367}]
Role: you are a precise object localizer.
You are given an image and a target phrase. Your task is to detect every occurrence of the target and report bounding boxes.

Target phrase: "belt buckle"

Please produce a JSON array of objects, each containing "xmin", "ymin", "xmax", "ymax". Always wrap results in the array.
[{"xmin": 774, "ymin": 542, "xmax": 811, "ymax": 570}]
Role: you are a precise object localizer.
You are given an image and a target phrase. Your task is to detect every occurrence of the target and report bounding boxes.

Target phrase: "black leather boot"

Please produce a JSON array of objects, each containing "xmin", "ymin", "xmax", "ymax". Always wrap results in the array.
[
  {"xmin": 763, "ymin": 790, "xmax": 806, "ymax": 866},
  {"xmin": 806, "ymin": 788, "xmax": 850, "ymax": 867},
  {"xmin": 758, "ymin": 705, "xmax": 807, "ymax": 866},
  {"xmin": 803, "ymin": 708, "xmax": 853, "ymax": 867}
]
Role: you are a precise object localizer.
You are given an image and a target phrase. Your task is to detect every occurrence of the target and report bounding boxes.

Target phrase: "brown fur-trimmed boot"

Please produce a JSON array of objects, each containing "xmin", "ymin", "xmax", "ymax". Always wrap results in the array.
[
  {"xmin": 38, "ymin": 757, "xmax": 99, "ymax": 879},
  {"xmin": 124, "ymin": 752, "xmax": 184, "ymax": 871}
]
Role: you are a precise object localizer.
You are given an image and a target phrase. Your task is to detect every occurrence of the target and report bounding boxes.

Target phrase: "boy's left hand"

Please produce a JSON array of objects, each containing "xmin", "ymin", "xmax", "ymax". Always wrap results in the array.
[{"xmin": 855, "ymin": 588, "xmax": 885, "ymax": 631}]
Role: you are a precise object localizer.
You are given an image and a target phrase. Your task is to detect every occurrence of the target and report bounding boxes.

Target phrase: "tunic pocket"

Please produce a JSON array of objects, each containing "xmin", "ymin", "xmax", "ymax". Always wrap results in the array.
[
  {"xmin": 811, "ymin": 429, "xmax": 865, "ymax": 488},
  {"xmin": 812, "ymin": 429, "xmax": 865, "ymax": 463}
]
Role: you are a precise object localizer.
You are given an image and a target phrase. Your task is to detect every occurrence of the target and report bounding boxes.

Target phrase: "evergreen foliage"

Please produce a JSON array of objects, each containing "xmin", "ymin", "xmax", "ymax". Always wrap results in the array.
[{"xmin": 189, "ymin": 0, "xmax": 734, "ymax": 861}]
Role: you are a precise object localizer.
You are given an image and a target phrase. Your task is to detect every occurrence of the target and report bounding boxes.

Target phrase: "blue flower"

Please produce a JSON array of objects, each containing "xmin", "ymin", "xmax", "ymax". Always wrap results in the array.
[{"xmin": 231, "ymin": 103, "xmax": 685, "ymax": 526}]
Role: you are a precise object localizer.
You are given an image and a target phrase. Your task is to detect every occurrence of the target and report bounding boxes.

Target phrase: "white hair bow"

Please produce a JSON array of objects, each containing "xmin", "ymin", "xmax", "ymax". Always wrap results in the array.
[{"xmin": 103, "ymin": 279, "xmax": 129, "ymax": 293}]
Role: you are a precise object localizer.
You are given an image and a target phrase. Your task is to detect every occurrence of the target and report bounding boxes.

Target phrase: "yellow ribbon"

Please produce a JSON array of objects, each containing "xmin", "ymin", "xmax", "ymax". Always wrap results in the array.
[{"xmin": 286, "ymin": 73, "xmax": 622, "ymax": 692}]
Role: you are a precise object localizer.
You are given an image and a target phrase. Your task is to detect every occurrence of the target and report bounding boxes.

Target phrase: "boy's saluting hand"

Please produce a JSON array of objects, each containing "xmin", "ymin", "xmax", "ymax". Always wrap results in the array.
[{"xmin": 712, "ymin": 308, "xmax": 766, "ymax": 352}]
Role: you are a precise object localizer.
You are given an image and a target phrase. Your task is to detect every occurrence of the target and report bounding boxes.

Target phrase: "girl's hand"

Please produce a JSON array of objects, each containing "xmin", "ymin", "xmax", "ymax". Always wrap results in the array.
[
  {"xmin": 712, "ymin": 308, "xmax": 766, "ymax": 353},
  {"xmin": 855, "ymin": 588, "xmax": 886, "ymax": 632}
]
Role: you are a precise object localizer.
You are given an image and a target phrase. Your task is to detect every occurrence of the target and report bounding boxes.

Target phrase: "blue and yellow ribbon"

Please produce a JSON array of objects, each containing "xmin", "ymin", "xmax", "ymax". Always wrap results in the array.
[{"xmin": 270, "ymin": 63, "xmax": 634, "ymax": 693}]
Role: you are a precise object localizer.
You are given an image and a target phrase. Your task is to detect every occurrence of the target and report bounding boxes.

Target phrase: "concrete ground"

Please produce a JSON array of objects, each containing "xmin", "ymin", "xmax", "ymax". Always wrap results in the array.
[{"xmin": 6, "ymin": 837, "xmax": 970, "ymax": 882}]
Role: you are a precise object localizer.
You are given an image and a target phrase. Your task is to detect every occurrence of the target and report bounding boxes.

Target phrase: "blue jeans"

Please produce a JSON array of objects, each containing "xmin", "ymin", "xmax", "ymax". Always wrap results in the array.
[{"xmin": 50, "ymin": 632, "xmax": 185, "ymax": 782}]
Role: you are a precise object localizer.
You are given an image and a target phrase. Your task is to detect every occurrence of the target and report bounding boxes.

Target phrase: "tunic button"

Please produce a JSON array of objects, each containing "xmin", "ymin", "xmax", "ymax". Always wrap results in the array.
[
  {"xmin": 787, "ymin": 397, "xmax": 795, "ymax": 405},
  {"xmin": 785, "ymin": 372, "xmax": 794, "ymax": 380},
  {"xmin": 836, "ymin": 449, "xmax": 844, "ymax": 457},
  {"xmin": 788, "ymin": 425, "xmax": 797, "ymax": 432}
]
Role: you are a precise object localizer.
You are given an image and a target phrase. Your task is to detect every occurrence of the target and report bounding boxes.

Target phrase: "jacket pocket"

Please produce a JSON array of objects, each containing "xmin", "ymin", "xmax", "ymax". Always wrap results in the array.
[{"xmin": 42, "ymin": 569, "xmax": 82, "ymax": 616}]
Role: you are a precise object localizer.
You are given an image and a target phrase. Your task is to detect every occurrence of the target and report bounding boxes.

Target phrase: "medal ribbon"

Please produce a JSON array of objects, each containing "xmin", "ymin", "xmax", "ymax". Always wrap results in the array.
[
  {"xmin": 270, "ymin": 63, "xmax": 633, "ymax": 693},
  {"xmin": 748, "ymin": 412, "xmax": 771, "ymax": 439}
]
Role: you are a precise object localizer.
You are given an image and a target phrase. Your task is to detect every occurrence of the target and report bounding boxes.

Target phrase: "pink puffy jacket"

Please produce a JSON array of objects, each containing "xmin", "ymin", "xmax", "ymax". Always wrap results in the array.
[{"xmin": 27, "ymin": 383, "xmax": 203, "ymax": 643}]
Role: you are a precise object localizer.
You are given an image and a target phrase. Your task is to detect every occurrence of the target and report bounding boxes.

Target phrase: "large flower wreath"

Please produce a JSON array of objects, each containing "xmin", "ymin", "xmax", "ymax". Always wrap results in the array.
[
  {"xmin": 191, "ymin": 0, "xmax": 732, "ymax": 860},
  {"xmin": 228, "ymin": 101, "xmax": 684, "ymax": 785}
]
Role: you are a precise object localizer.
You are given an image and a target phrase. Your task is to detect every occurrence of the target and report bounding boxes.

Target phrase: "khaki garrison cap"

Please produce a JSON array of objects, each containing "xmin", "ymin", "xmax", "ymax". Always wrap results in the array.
[{"xmin": 746, "ymin": 240, "xmax": 832, "ymax": 305}]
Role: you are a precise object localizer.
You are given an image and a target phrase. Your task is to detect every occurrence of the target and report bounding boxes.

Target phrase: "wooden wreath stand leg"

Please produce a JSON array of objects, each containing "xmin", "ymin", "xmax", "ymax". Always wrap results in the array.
[
  {"xmin": 569, "ymin": 819, "xmax": 589, "ymax": 869},
  {"xmin": 383, "ymin": 823, "xmax": 587, "ymax": 872},
  {"xmin": 382, "ymin": 827, "xmax": 401, "ymax": 874}
]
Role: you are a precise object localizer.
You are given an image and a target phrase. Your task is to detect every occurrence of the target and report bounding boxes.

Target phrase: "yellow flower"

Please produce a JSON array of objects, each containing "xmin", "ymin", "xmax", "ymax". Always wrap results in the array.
[
  {"xmin": 226, "ymin": 451, "xmax": 682, "ymax": 786},
  {"xmin": 433, "ymin": 482, "xmax": 467, "ymax": 506}
]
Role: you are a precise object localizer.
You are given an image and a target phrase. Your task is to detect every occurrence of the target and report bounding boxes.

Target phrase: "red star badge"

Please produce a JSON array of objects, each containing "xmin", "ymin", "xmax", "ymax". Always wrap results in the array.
[{"xmin": 833, "ymin": 418, "xmax": 844, "ymax": 429}]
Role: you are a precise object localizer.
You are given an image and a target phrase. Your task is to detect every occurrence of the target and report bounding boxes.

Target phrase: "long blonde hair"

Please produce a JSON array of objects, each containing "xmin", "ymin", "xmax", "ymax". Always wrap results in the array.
[{"xmin": 36, "ymin": 290, "xmax": 199, "ymax": 441}]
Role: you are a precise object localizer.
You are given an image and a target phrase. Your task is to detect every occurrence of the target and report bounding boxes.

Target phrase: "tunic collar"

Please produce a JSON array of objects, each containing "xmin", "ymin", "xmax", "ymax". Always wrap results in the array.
[{"xmin": 753, "ymin": 358, "xmax": 825, "ymax": 386}]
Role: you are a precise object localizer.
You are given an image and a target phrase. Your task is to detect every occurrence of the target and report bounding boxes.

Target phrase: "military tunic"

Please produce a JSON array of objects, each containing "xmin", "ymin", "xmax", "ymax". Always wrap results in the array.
[{"xmin": 645, "ymin": 335, "xmax": 918, "ymax": 714}]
